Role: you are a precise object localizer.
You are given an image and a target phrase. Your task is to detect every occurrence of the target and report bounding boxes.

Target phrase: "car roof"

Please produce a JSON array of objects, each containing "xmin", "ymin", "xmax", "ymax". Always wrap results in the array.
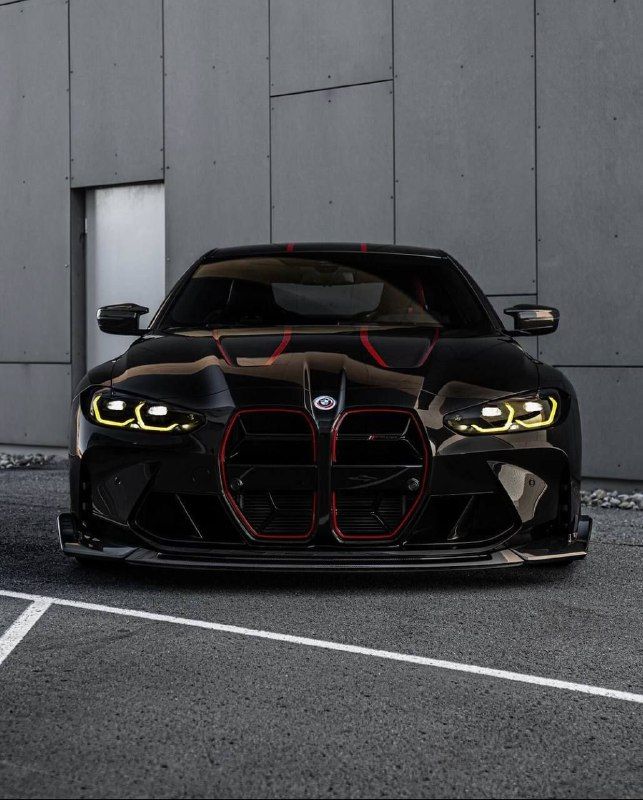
[{"xmin": 197, "ymin": 242, "xmax": 450, "ymax": 263}]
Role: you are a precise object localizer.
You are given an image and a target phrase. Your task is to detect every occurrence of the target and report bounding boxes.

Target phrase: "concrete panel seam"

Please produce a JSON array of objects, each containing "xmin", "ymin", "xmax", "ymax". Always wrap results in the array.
[
  {"xmin": 271, "ymin": 77, "xmax": 392, "ymax": 99},
  {"xmin": 391, "ymin": 0, "xmax": 396, "ymax": 243},
  {"xmin": 269, "ymin": 0, "xmax": 273, "ymax": 242},
  {"xmin": 0, "ymin": 362, "xmax": 72, "ymax": 366},
  {"xmin": 533, "ymin": 0, "xmax": 539, "ymax": 360}
]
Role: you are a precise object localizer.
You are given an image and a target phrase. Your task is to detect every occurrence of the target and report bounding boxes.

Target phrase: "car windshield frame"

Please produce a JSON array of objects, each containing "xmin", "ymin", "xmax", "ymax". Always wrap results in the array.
[{"xmin": 152, "ymin": 252, "xmax": 499, "ymax": 335}]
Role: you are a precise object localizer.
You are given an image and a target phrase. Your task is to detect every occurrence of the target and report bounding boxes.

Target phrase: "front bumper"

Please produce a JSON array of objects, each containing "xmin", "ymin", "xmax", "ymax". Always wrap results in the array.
[
  {"xmin": 64, "ymin": 394, "xmax": 586, "ymax": 571},
  {"xmin": 58, "ymin": 513, "xmax": 591, "ymax": 572}
]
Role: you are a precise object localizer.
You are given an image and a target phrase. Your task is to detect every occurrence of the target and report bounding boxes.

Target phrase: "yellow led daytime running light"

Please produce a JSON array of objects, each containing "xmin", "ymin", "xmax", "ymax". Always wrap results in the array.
[
  {"xmin": 134, "ymin": 402, "xmax": 179, "ymax": 432},
  {"xmin": 515, "ymin": 396, "xmax": 558, "ymax": 429},
  {"xmin": 91, "ymin": 394, "xmax": 135, "ymax": 428},
  {"xmin": 471, "ymin": 403, "xmax": 515, "ymax": 434}
]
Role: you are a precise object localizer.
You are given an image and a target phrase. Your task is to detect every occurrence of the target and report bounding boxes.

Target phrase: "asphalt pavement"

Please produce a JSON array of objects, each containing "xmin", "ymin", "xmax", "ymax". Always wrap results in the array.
[{"xmin": 0, "ymin": 467, "xmax": 641, "ymax": 799}]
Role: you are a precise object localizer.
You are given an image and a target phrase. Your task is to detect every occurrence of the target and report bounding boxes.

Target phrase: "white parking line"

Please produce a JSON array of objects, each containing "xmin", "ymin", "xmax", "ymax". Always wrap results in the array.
[
  {"xmin": 0, "ymin": 588, "xmax": 641, "ymax": 704},
  {"xmin": 0, "ymin": 598, "xmax": 51, "ymax": 666}
]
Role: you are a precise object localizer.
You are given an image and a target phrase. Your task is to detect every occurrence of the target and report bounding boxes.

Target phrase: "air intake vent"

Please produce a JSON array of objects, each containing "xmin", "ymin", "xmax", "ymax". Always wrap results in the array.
[
  {"xmin": 219, "ymin": 408, "xmax": 318, "ymax": 540},
  {"xmin": 331, "ymin": 409, "xmax": 428, "ymax": 541}
]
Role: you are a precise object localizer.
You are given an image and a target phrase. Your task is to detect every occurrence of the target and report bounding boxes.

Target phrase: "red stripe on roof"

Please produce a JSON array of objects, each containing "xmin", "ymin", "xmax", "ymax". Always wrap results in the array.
[
  {"xmin": 286, "ymin": 242, "xmax": 295, "ymax": 252},
  {"xmin": 360, "ymin": 242, "xmax": 368, "ymax": 252}
]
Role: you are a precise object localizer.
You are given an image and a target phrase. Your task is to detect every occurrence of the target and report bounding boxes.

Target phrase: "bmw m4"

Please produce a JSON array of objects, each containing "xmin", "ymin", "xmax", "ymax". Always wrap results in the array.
[{"xmin": 58, "ymin": 243, "xmax": 591, "ymax": 571}]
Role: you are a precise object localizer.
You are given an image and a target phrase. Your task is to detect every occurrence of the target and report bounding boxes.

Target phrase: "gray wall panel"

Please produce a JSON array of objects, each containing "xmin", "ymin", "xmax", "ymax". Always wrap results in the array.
[
  {"xmin": 0, "ymin": 364, "xmax": 70, "ymax": 446},
  {"xmin": 561, "ymin": 367, "xmax": 643, "ymax": 480},
  {"xmin": 164, "ymin": 0, "xmax": 270, "ymax": 284},
  {"xmin": 394, "ymin": 0, "xmax": 535, "ymax": 295},
  {"xmin": 69, "ymin": 0, "xmax": 164, "ymax": 187},
  {"xmin": 271, "ymin": 82, "xmax": 394, "ymax": 242},
  {"xmin": 270, "ymin": 0, "xmax": 391, "ymax": 95},
  {"xmin": 0, "ymin": 0, "xmax": 70, "ymax": 363},
  {"xmin": 488, "ymin": 295, "xmax": 538, "ymax": 359},
  {"xmin": 0, "ymin": 0, "xmax": 640, "ymax": 477},
  {"xmin": 537, "ymin": 0, "xmax": 643, "ymax": 366}
]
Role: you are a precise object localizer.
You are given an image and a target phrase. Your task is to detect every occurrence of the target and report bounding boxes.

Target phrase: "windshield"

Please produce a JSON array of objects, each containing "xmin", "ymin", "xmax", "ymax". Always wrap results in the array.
[{"xmin": 157, "ymin": 254, "xmax": 495, "ymax": 333}]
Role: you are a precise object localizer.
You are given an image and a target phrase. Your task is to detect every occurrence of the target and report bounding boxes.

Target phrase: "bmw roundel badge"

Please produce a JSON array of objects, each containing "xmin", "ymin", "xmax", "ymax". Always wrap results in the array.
[{"xmin": 313, "ymin": 395, "xmax": 337, "ymax": 411}]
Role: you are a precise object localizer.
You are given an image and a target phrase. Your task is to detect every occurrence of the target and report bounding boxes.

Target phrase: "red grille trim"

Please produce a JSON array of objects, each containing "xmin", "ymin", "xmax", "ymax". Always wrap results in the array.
[
  {"xmin": 330, "ymin": 408, "xmax": 429, "ymax": 541},
  {"xmin": 219, "ymin": 408, "xmax": 317, "ymax": 541}
]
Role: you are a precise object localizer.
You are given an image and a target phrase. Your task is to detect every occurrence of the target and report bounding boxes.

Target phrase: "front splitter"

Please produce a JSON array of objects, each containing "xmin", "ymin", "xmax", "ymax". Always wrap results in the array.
[{"xmin": 57, "ymin": 514, "xmax": 591, "ymax": 573}]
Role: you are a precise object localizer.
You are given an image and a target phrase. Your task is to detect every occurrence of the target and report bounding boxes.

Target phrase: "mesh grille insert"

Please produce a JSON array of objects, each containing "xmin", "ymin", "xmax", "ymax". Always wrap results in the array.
[
  {"xmin": 220, "ymin": 408, "xmax": 318, "ymax": 540},
  {"xmin": 331, "ymin": 409, "xmax": 428, "ymax": 541}
]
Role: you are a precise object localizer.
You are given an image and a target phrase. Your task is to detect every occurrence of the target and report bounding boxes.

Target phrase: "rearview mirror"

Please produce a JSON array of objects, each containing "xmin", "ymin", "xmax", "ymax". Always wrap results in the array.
[
  {"xmin": 504, "ymin": 304, "xmax": 559, "ymax": 336},
  {"xmin": 97, "ymin": 303, "xmax": 149, "ymax": 335}
]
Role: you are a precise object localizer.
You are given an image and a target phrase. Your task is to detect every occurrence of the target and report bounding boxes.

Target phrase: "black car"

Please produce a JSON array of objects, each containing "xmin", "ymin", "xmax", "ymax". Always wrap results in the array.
[{"xmin": 58, "ymin": 243, "xmax": 591, "ymax": 571}]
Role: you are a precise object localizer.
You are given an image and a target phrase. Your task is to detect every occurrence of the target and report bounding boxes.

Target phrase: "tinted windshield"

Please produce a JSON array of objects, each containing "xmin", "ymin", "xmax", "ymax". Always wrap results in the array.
[{"xmin": 157, "ymin": 254, "xmax": 495, "ymax": 333}]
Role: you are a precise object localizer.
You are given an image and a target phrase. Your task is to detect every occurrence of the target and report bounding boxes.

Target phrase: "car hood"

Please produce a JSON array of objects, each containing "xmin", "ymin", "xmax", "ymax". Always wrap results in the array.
[{"xmin": 109, "ymin": 327, "xmax": 540, "ymax": 412}]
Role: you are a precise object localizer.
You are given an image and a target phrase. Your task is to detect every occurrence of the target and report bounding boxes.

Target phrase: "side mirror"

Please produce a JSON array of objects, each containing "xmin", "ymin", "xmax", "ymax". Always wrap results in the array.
[
  {"xmin": 97, "ymin": 303, "xmax": 149, "ymax": 335},
  {"xmin": 504, "ymin": 304, "xmax": 559, "ymax": 336}
]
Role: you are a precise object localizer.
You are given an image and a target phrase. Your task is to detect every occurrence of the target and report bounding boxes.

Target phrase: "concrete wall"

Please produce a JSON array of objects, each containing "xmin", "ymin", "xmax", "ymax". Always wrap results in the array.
[
  {"xmin": 163, "ymin": 0, "xmax": 271, "ymax": 280},
  {"xmin": 0, "ymin": 0, "xmax": 640, "ymax": 479},
  {"xmin": 0, "ymin": 0, "xmax": 71, "ymax": 448}
]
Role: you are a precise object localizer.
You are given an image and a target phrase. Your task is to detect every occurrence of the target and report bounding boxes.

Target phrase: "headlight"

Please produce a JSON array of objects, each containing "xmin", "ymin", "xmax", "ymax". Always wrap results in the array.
[
  {"xmin": 89, "ymin": 390, "xmax": 204, "ymax": 433},
  {"xmin": 444, "ymin": 392, "xmax": 560, "ymax": 435}
]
